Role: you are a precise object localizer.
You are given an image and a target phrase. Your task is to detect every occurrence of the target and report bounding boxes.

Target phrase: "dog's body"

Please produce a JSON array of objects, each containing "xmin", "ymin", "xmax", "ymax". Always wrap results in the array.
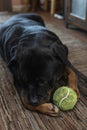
[{"xmin": 0, "ymin": 14, "xmax": 79, "ymax": 116}]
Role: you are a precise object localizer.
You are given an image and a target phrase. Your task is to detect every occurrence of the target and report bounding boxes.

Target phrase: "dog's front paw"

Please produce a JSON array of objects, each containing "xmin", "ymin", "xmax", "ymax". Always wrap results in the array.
[
  {"xmin": 36, "ymin": 103, "xmax": 59, "ymax": 116},
  {"xmin": 72, "ymin": 86, "xmax": 80, "ymax": 99},
  {"xmin": 20, "ymin": 90, "xmax": 59, "ymax": 116}
]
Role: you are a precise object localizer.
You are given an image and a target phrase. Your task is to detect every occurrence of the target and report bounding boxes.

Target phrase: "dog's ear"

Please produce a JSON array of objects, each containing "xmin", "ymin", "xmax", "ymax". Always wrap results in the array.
[
  {"xmin": 52, "ymin": 40, "xmax": 68, "ymax": 64},
  {"xmin": 7, "ymin": 45, "xmax": 18, "ymax": 68},
  {"xmin": 7, "ymin": 55, "xmax": 16, "ymax": 68}
]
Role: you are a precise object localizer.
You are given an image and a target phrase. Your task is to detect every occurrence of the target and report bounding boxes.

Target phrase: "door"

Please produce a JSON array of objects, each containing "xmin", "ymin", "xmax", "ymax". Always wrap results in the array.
[
  {"xmin": 65, "ymin": 0, "xmax": 87, "ymax": 30},
  {"xmin": 0, "ymin": 0, "xmax": 12, "ymax": 11}
]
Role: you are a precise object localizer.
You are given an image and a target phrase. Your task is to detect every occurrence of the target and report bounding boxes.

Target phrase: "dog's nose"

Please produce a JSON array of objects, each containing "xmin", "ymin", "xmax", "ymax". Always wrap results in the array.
[{"xmin": 30, "ymin": 96, "xmax": 39, "ymax": 106}]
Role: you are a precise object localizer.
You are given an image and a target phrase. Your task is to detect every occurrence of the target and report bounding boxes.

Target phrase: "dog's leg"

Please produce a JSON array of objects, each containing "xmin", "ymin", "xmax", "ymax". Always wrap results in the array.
[
  {"xmin": 20, "ymin": 90, "xmax": 59, "ymax": 116},
  {"xmin": 66, "ymin": 66, "xmax": 80, "ymax": 98}
]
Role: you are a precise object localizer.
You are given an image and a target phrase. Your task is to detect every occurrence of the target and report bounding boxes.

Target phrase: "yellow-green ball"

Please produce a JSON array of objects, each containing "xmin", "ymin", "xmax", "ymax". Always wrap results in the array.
[{"xmin": 53, "ymin": 86, "xmax": 77, "ymax": 111}]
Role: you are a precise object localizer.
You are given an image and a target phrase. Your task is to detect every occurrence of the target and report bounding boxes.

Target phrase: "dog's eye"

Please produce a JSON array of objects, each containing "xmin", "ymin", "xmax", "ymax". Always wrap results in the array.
[
  {"xmin": 39, "ymin": 81, "xmax": 44, "ymax": 86},
  {"xmin": 39, "ymin": 80, "xmax": 47, "ymax": 86},
  {"xmin": 48, "ymin": 80, "xmax": 54, "ymax": 88}
]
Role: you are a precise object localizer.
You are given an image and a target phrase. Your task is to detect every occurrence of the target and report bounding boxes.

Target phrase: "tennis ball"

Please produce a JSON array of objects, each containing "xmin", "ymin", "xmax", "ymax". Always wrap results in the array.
[{"xmin": 53, "ymin": 86, "xmax": 77, "ymax": 111}]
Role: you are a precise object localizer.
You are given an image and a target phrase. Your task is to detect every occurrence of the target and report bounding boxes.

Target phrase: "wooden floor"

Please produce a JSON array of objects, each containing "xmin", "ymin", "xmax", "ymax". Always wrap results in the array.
[{"xmin": 0, "ymin": 12, "xmax": 87, "ymax": 130}]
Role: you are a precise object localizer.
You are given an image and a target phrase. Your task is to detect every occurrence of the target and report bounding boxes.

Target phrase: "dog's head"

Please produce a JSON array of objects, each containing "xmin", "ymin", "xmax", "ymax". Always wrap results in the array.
[{"xmin": 9, "ymin": 32, "xmax": 68, "ymax": 106}]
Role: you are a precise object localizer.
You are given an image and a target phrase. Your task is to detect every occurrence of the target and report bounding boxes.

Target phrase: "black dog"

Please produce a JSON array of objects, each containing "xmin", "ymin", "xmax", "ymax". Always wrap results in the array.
[{"xmin": 0, "ymin": 14, "xmax": 79, "ymax": 116}]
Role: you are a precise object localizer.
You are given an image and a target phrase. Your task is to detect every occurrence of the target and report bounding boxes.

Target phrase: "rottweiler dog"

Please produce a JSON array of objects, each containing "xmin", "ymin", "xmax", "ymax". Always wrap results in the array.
[{"xmin": 0, "ymin": 14, "xmax": 79, "ymax": 116}]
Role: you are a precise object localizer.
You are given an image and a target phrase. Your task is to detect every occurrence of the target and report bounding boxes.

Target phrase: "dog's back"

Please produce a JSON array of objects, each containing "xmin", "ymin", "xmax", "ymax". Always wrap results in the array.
[
  {"xmin": 0, "ymin": 14, "xmax": 61, "ymax": 65},
  {"xmin": 0, "ymin": 14, "xmax": 45, "ymax": 62}
]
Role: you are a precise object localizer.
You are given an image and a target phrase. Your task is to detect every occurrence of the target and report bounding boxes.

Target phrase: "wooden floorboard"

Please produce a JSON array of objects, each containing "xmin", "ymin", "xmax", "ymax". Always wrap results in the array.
[{"xmin": 0, "ymin": 12, "xmax": 87, "ymax": 130}]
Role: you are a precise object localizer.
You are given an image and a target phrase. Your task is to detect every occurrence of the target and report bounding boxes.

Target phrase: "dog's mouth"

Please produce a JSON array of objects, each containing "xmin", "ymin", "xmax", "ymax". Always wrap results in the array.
[
  {"xmin": 28, "ymin": 94, "xmax": 51, "ymax": 106},
  {"xmin": 20, "ymin": 89, "xmax": 52, "ymax": 106}
]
